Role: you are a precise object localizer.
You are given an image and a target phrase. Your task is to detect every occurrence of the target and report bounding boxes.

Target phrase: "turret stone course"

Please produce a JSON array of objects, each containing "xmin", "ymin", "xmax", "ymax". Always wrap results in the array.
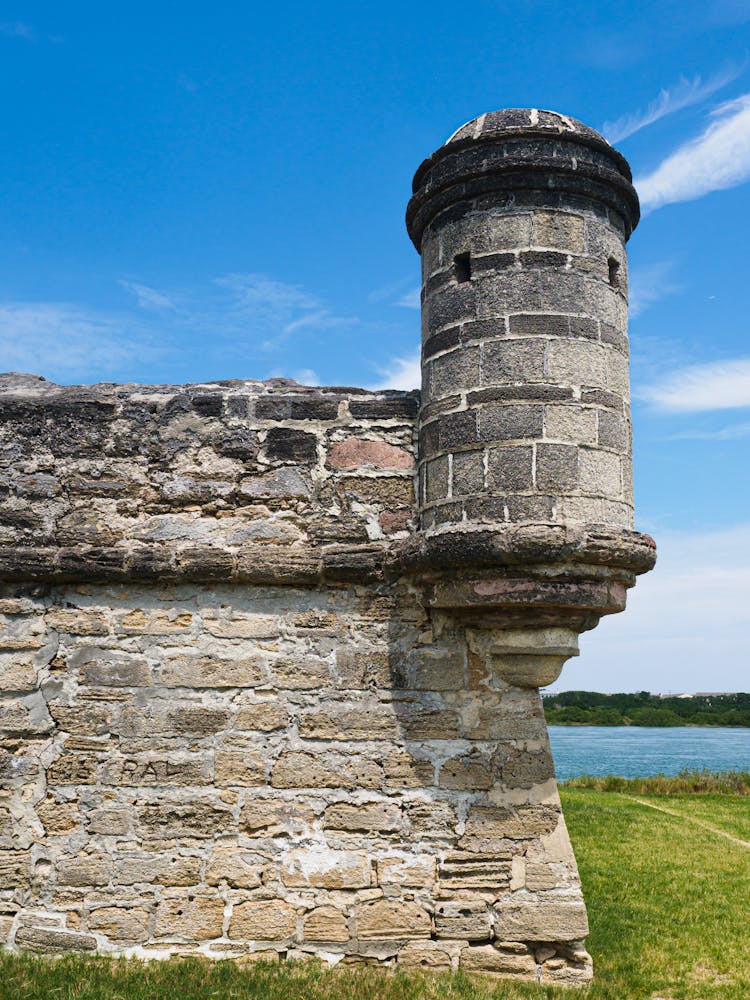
[
  {"xmin": 408, "ymin": 108, "xmax": 638, "ymax": 536},
  {"xmin": 0, "ymin": 109, "xmax": 654, "ymax": 984}
]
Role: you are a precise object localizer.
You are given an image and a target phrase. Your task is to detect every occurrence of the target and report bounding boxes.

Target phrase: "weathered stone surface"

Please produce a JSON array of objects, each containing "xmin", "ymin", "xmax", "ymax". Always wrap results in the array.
[
  {"xmin": 205, "ymin": 846, "xmax": 265, "ymax": 888},
  {"xmin": 383, "ymin": 751, "xmax": 434, "ymax": 788},
  {"xmin": 155, "ymin": 896, "xmax": 224, "ymax": 940},
  {"xmin": 438, "ymin": 754, "xmax": 492, "ymax": 790},
  {"xmin": 159, "ymin": 656, "xmax": 264, "ymax": 688},
  {"xmin": 541, "ymin": 952, "xmax": 594, "ymax": 984},
  {"xmin": 87, "ymin": 807, "xmax": 131, "ymax": 835},
  {"xmin": 438, "ymin": 852, "xmax": 512, "ymax": 891},
  {"xmin": 303, "ymin": 906, "xmax": 349, "ymax": 943},
  {"xmin": 462, "ymin": 804, "xmax": 558, "ymax": 843},
  {"xmin": 101, "ymin": 755, "xmax": 212, "ymax": 787},
  {"xmin": 272, "ymin": 751, "xmax": 382, "ymax": 790},
  {"xmin": 240, "ymin": 467, "xmax": 309, "ymax": 500},
  {"xmin": 397, "ymin": 941, "xmax": 453, "ymax": 970},
  {"xmin": 214, "ymin": 750, "xmax": 266, "ymax": 786},
  {"xmin": 377, "ymin": 855, "xmax": 435, "ymax": 888},
  {"xmin": 137, "ymin": 801, "xmax": 232, "ymax": 839},
  {"xmin": 88, "ymin": 906, "xmax": 150, "ymax": 942},
  {"xmin": 46, "ymin": 608, "xmax": 109, "ymax": 635},
  {"xmin": 14, "ymin": 926, "xmax": 97, "ymax": 953},
  {"xmin": 229, "ymin": 900, "xmax": 297, "ymax": 941},
  {"xmin": 234, "ymin": 702, "xmax": 289, "ymax": 731},
  {"xmin": 36, "ymin": 798, "xmax": 79, "ymax": 835},
  {"xmin": 324, "ymin": 802, "xmax": 401, "ymax": 834},
  {"xmin": 281, "ymin": 850, "xmax": 372, "ymax": 889},
  {"xmin": 435, "ymin": 901, "xmax": 491, "ymax": 941},
  {"xmin": 241, "ymin": 799, "xmax": 316, "ymax": 838},
  {"xmin": 47, "ymin": 753, "xmax": 98, "ymax": 785},
  {"xmin": 406, "ymin": 800, "xmax": 457, "ymax": 838},
  {"xmin": 459, "ymin": 943, "xmax": 537, "ymax": 977},
  {"xmin": 56, "ymin": 854, "xmax": 112, "ymax": 886},
  {"xmin": 495, "ymin": 899, "xmax": 589, "ymax": 941},
  {"xmin": 356, "ymin": 900, "xmax": 431, "ymax": 941},
  {"xmin": 0, "ymin": 850, "xmax": 29, "ymax": 887},
  {"xmin": 48, "ymin": 703, "xmax": 112, "ymax": 734},
  {"xmin": 299, "ymin": 706, "xmax": 400, "ymax": 740},
  {"xmin": 326, "ymin": 438, "xmax": 414, "ymax": 471},
  {"xmin": 115, "ymin": 853, "xmax": 202, "ymax": 886}
]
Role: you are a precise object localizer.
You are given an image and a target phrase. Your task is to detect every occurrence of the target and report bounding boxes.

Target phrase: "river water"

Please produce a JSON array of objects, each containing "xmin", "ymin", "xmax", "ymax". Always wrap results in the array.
[{"xmin": 548, "ymin": 725, "xmax": 750, "ymax": 780}]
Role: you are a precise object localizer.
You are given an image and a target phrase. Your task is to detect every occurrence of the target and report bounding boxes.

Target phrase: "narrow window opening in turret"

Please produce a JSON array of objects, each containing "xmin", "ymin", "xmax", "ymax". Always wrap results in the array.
[
  {"xmin": 454, "ymin": 252, "xmax": 472, "ymax": 283},
  {"xmin": 608, "ymin": 257, "xmax": 620, "ymax": 288}
]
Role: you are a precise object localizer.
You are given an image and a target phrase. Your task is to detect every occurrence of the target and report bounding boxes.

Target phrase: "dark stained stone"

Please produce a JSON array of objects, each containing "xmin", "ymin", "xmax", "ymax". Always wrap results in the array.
[{"xmin": 264, "ymin": 427, "xmax": 318, "ymax": 463}]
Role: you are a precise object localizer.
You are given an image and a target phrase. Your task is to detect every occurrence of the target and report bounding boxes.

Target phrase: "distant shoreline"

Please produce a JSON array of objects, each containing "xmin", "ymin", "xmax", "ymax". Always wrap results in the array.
[
  {"xmin": 548, "ymin": 721, "xmax": 750, "ymax": 729},
  {"xmin": 543, "ymin": 690, "xmax": 750, "ymax": 728}
]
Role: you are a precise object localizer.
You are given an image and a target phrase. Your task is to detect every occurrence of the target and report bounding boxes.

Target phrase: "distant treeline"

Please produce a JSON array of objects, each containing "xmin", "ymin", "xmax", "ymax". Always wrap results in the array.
[{"xmin": 543, "ymin": 690, "xmax": 750, "ymax": 727}]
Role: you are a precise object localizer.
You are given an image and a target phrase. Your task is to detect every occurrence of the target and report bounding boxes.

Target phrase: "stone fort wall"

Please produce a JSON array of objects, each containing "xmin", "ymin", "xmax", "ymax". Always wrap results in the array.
[
  {"xmin": 0, "ymin": 108, "xmax": 656, "ymax": 986},
  {"xmin": 0, "ymin": 377, "xmax": 588, "ymax": 983}
]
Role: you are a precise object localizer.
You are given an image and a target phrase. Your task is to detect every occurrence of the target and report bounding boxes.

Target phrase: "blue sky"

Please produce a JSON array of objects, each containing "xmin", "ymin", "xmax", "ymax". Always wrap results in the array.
[{"xmin": 2, "ymin": 1, "xmax": 750, "ymax": 693}]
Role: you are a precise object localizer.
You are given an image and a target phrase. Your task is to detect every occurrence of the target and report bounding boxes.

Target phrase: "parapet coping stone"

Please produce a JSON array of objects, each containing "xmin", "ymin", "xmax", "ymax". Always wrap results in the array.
[{"xmin": 0, "ymin": 374, "xmax": 655, "ymax": 592}]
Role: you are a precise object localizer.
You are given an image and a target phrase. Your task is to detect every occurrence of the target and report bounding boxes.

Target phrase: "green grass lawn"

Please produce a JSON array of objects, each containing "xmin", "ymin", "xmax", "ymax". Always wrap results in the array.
[
  {"xmin": 2, "ymin": 789, "xmax": 749, "ymax": 1000},
  {"xmin": 634, "ymin": 794, "xmax": 750, "ymax": 842},
  {"xmin": 563, "ymin": 789, "xmax": 750, "ymax": 1000}
]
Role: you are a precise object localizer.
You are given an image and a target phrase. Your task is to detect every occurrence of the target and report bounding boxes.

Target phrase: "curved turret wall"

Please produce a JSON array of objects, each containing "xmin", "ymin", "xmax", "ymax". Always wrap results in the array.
[{"xmin": 407, "ymin": 109, "xmax": 639, "ymax": 536}]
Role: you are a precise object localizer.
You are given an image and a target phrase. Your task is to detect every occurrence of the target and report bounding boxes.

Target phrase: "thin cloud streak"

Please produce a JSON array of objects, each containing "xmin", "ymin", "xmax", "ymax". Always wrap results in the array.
[
  {"xmin": 397, "ymin": 287, "xmax": 421, "ymax": 310},
  {"xmin": 371, "ymin": 352, "xmax": 421, "ymax": 390},
  {"xmin": 640, "ymin": 357, "xmax": 750, "ymax": 412},
  {"xmin": 119, "ymin": 280, "xmax": 178, "ymax": 311},
  {"xmin": 0, "ymin": 302, "xmax": 163, "ymax": 379},
  {"xmin": 213, "ymin": 273, "xmax": 356, "ymax": 351},
  {"xmin": 669, "ymin": 421, "xmax": 750, "ymax": 441},
  {"xmin": 602, "ymin": 66, "xmax": 742, "ymax": 142},
  {"xmin": 0, "ymin": 272, "xmax": 356, "ymax": 384},
  {"xmin": 367, "ymin": 276, "xmax": 415, "ymax": 304},
  {"xmin": 629, "ymin": 261, "xmax": 682, "ymax": 318},
  {"xmin": 636, "ymin": 94, "xmax": 750, "ymax": 212}
]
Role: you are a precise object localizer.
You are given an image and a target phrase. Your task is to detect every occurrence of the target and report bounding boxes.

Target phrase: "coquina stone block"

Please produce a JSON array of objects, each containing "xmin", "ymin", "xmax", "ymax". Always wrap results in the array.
[{"xmin": 0, "ymin": 108, "xmax": 655, "ymax": 984}]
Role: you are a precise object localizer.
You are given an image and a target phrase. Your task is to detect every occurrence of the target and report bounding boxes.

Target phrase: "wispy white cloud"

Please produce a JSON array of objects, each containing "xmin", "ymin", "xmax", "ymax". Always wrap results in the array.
[
  {"xmin": 669, "ymin": 421, "xmax": 750, "ymax": 441},
  {"xmin": 629, "ymin": 261, "xmax": 683, "ymax": 318},
  {"xmin": 636, "ymin": 93, "xmax": 750, "ymax": 212},
  {"xmin": 282, "ymin": 309, "xmax": 350, "ymax": 336},
  {"xmin": 215, "ymin": 273, "xmax": 319, "ymax": 320},
  {"xmin": 367, "ymin": 276, "xmax": 415, "ymax": 304},
  {"xmin": 213, "ymin": 273, "xmax": 356, "ymax": 350},
  {"xmin": 603, "ymin": 66, "xmax": 743, "ymax": 143},
  {"xmin": 549, "ymin": 522, "xmax": 750, "ymax": 693},
  {"xmin": 640, "ymin": 357, "xmax": 750, "ymax": 412},
  {"xmin": 119, "ymin": 280, "xmax": 177, "ymax": 311},
  {"xmin": 371, "ymin": 351, "xmax": 421, "ymax": 390},
  {"xmin": 0, "ymin": 21, "xmax": 35, "ymax": 41},
  {"xmin": 0, "ymin": 302, "xmax": 162, "ymax": 379},
  {"xmin": 397, "ymin": 287, "xmax": 421, "ymax": 310},
  {"xmin": 0, "ymin": 272, "xmax": 357, "ymax": 384}
]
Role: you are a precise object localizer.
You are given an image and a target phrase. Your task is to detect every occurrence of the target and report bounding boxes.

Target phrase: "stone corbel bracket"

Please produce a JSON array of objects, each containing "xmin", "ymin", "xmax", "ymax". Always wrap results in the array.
[{"xmin": 396, "ymin": 521, "xmax": 656, "ymax": 687}]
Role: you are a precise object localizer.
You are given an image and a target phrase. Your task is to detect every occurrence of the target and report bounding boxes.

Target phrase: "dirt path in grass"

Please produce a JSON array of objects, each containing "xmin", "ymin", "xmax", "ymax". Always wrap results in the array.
[{"xmin": 623, "ymin": 795, "xmax": 750, "ymax": 849}]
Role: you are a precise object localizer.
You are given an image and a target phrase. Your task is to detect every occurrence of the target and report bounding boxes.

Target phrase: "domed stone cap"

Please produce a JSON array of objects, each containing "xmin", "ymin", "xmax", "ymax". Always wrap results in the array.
[
  {"xmin": 407, "ymin": 107, "xmax": 640, "ymax": 248},
  {"xmin": 442, "ymin": 108, "xmax": 627, "ymax": 169}
]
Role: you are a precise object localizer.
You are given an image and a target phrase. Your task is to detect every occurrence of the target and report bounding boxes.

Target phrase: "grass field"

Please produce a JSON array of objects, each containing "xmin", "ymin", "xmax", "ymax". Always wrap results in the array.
[{"xmin": 2, "ymin": 786, "xmax": 749, "ymax": 1000}]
